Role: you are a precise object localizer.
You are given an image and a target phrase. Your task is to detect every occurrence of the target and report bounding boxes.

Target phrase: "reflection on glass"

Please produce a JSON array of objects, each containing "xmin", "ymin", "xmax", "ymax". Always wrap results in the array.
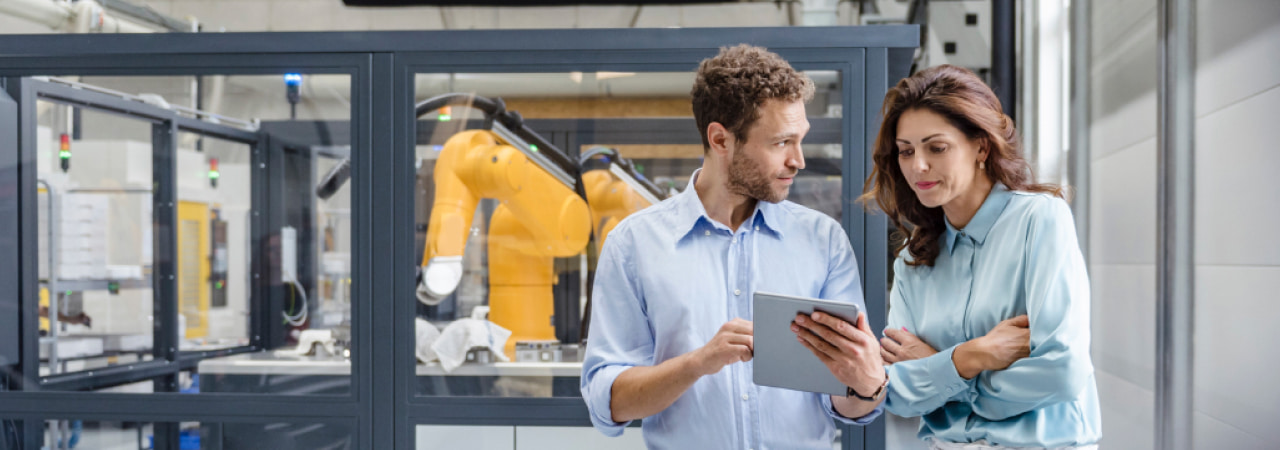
[
  {"xmin": 24, "ymin": 73, "xmax": 353, "ymax": 396},
  {"xmin": 411, "ymin": 71, "xmax": 843, "ymax": 397},
  {"xmin": 174, "ymin": 132, "xmax": 253, "ymax": 352},
  {"xmin": 36, "ymin": 103, "xmax": 157, "ymax": 380}
]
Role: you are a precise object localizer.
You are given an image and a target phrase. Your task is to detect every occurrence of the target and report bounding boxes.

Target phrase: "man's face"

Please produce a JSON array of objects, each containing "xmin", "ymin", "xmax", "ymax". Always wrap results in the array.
[{"xmin": 727, "ymin": 99, "xmax": 809, "ymax": 203}]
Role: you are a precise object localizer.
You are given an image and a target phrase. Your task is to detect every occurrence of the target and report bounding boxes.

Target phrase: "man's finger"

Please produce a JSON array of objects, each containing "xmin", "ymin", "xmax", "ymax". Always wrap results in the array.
[
  {"xmin": 797, "ymin": 317, "xmax": 858, "ymax": 353},
  {"xmin": 855, "ymin": 312, "xmax": 874, "ymax": 336},
  {"xmin": 809, "ymin": 312, "xmax": 872, "ymax": 347},
  {"xmin": 794, "ymin": 325, "xmax": 842, "ymax": 360},
  {"xmin": 726, "ymin": 319, "xmax": 755, "ymax": 335},
  {"xmin": 724, "ymin": 334, "xmax": 754, "ymax": 351},
  {"xmin": 797, "ymin": 334, "xmax": 836, "ymax": 365}
]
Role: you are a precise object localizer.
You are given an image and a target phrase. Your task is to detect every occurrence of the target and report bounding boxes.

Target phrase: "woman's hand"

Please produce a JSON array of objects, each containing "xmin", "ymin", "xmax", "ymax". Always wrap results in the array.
[
  {"xmin": 880, "ymin": 327, "xmax": 937, "ymax": 365},
  {"xmin": 954, "ymin": 315, "xmax": 1031, "ymax": 379}
]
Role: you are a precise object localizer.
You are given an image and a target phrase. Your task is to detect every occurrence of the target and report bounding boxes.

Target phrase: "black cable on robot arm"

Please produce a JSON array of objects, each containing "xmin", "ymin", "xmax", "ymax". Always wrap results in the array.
[
  {"xmin": 580, "ymin": 146, "xmax": 666, "ymax": 201},
  {"xmin": 315, "ymin": 93, "xmax": 578, "ymax": 199}
]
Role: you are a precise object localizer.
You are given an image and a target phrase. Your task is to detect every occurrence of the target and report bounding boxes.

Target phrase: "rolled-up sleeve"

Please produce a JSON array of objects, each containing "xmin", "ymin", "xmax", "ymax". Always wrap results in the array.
[
  {"xmin": 581, "ymin": 226, "xmax": 654, "ymax": 436},
  {"xmin": 969, "ymin": 198, "xmax": 1093, "ymax": 421}
]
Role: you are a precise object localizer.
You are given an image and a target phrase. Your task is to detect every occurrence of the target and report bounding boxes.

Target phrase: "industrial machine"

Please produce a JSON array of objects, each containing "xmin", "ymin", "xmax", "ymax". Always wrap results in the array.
[{"xmin": 318, "ymin": 93, "xmax": 664, "ymax": 358}]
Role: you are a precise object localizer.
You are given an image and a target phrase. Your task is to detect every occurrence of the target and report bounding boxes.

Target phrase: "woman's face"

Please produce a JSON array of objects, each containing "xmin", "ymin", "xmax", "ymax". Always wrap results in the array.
[{"xmin": 894, "ymin": 108, "xmax": 987, "ymax": 208}]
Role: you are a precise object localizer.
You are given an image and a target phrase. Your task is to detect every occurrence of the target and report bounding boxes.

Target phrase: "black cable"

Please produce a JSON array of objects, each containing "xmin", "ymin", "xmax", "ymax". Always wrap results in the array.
[{"xmin": 315, "ymin": 93, "xmax": 582, "ymax": 198}]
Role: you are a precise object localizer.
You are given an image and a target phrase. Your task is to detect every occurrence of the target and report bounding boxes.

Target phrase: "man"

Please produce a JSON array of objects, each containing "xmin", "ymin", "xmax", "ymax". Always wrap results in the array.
[{"xmin": 581, "ymin": 45, "xmax": 887, "ymax": 449}]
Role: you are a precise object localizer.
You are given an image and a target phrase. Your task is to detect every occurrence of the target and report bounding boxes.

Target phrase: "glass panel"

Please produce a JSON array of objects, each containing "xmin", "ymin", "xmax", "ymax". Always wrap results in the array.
[
  {"xmin": 411, "ymin": 70, "xmax": 843, "ymax": 397},
  {"xmin": 36, "ymin": 102, "xmax": 157, "ymax": 378},
  {"xmin": 173, "ymin": 132, "xmax": 252, "ymax": 352},
  {"xmin": 31, "ymin": 418, "xmax": 354, "ymax": 449},
  {"xmin": 24, "ymin": 73, "xmax": 353, "ymax": 396}
]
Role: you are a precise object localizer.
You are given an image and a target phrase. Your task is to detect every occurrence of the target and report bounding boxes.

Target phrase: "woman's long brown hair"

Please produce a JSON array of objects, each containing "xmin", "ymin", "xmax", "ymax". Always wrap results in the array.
[{"xmin": 859, "ymin": 64, "xmax": 1064, "ymax": 267}]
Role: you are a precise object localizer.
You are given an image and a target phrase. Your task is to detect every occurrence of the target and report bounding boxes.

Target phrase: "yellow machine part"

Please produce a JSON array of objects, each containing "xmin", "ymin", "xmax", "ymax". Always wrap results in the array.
[
  {"xmin": 39, "ymin": 288, "xmax": 49, "ymax": 333},
  {"xmin": 177, "ymin": 201, "xmax": 210, "ymax": 339},
  {"xmin": 487, "ymin": 206, "xmax": 557, "ymax": 356},
  {"xmin": 423, "ymin": 130, "xmax": 591, "ymax": 263},
  {"xmin": 423, "ymin": 130, "xmax": 592, "ymax": 358},
  {"xmin": 582, "ymin": 169, "xmax": 654, "ymax": 247}
]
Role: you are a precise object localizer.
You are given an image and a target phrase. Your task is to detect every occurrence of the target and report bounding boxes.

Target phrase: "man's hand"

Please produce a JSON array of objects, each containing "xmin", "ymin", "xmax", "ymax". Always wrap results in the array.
[
  {"xmin": 792, "ymin": 312, "xmax": 884, "ymax": 397},
  {"xmin": 692, "ymin": 318, "xmax": 754, "ymax": 376},
  {"xmin": 610, "ymin": 318, "xmax": 754, "ymax": 423},
  {"xmin": 954, "ymin": 315, "xmax": 1031, "ymax": 379},
  {"xmin": 880, "ymin": 327, "xmax": 937, "ymax": 365}
]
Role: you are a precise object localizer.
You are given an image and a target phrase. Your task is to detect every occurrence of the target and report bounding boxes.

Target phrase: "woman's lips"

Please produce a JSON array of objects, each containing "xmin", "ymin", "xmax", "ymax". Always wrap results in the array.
[{"xmin": 915, "ymin": 181, "xmax": 939, "ymax": 190}]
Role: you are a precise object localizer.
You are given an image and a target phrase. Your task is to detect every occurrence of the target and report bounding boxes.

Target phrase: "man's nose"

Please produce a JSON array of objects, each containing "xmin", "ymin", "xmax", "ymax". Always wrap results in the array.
[{"xmin": 788, "ymin": 145, "xmax": 805, "ymax": 171}]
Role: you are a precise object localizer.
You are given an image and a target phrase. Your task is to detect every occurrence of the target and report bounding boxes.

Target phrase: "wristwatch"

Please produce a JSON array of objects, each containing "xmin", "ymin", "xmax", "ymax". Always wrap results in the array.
[{"xmin": 847, "ymin": 372, "xmax": 888, "ymax": 402}]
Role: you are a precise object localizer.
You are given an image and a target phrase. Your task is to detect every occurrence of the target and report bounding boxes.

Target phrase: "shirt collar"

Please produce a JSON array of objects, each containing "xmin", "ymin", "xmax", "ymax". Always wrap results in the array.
[
  {"xmin": 676, "ymin": 169, "xmax": 784, "ymax": 241},
  {"xmin": 943, "ymin": 182, "xmax": 1012, "ymax": 254}
]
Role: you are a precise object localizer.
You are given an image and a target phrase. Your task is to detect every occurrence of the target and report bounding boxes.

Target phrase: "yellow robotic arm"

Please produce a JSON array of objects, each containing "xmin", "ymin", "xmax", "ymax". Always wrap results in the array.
[
  {"xmin": 420, "ymin": 129, "xmax": 591, "ymax": 356},
  {"xmin": 582, "ymin": 166, "xmax": 658, "ymax": 246}
]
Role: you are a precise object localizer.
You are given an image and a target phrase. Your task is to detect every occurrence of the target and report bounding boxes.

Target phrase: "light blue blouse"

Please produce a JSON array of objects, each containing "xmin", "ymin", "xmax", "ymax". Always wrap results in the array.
[{"xmin": 883, "ymin": 183, "xmax": 1102, "ymax": 447}]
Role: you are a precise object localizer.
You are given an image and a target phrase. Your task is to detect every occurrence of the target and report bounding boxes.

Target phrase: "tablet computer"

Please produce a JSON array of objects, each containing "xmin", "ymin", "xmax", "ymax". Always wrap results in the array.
[{"xmin": 752, "ymin": 291, "xmax": 862, "ymax": 396}]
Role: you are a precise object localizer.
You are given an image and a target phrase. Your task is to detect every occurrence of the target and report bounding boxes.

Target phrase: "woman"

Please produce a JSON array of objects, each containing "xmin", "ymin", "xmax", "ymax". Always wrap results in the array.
[{"xmin": 860, "ymin": 65, "xmax": 1101, "ymax": 449}]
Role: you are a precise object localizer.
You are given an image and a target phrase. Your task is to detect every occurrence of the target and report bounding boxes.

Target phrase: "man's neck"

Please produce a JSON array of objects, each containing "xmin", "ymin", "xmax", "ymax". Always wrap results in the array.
[{"xmin": 694, "ymin": 166, "xmax": 758, "ymax": 232}]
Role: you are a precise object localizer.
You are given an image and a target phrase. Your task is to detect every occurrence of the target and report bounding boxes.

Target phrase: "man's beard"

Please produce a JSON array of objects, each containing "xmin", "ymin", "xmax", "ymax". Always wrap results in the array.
[{"xmin": 727, "ymin": 148, "xmax": 791, "ymax": 204}]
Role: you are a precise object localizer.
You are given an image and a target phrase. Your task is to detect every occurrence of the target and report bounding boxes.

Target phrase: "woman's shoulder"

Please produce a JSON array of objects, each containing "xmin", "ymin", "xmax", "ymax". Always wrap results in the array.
[
  {"xmin": 1005, "ymin": 189, "xmax": 1073, "ymax": 225},
  {"xmin": 892, "ymin": 248, "xmax": 929, "ymax": 277}
]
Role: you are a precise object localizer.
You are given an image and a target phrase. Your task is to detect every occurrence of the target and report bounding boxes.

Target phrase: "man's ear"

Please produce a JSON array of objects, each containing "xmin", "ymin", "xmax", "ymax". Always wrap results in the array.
[{"xmin": 707, "ymin": 122, "xmax": 734, "ymax": 158}]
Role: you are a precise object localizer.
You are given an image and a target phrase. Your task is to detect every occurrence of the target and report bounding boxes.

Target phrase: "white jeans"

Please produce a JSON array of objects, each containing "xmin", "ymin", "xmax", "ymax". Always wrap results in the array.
[{"xmin": 928, "ymin": 439, "xmax": 1099, "ymax": 450}]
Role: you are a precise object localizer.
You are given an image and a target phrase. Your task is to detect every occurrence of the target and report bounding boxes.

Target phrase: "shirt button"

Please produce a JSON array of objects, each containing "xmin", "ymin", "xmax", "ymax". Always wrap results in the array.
[
  {"xmin": 734, "ymin": 289, "xmax": 741, "ymax": 296},
  {"xmin": 705, "ymin": 230, "xmax": 710, "ymax": 236},
  {"xmin": 742, "ymin": 393, "xmax": 749, "ymax": 400},
  {"xmin": 754, "ymin": 226, "xmax": 759, "ymax": 231}
]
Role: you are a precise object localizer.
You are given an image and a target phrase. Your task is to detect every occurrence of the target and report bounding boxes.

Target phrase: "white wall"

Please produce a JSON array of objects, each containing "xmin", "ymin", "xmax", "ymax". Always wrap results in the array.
[
  {"xmin": 1087, "ymin": 0, "xmax": 1157, "ymax": 448},
  {"xmin": 1191, "ymin": 1, "xmax": 1280, "ymax": 448},
  {"xmin": 1089, "ymin": 1, "xmax": 1280, "ymax": 448}
]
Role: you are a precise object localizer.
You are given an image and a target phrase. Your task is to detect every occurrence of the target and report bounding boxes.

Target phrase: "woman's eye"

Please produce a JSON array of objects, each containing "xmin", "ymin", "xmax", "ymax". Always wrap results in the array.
[
  {"xmin": 897, "ymin": 148, "xmax": 913, "ymax": 157},
  {"xmin": 931, "ymin": 145, "xmax": 947, "ymax": 153}
]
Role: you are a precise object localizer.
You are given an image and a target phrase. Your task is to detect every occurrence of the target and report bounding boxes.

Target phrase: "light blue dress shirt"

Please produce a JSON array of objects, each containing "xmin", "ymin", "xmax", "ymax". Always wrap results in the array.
[
  {"xmin": 883, "ymin": 183, "xmax": 1102, "ymax": 448},
  {"xmin": 582, "ymin": 171, "xmax": 883, "ymax": 450}
]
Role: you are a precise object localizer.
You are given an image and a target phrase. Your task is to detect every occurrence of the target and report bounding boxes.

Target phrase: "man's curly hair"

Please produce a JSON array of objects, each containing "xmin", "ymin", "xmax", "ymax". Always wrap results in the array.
[{"xmin": 691, "ymin": 44, "xmax": 815, "ymax": 153}]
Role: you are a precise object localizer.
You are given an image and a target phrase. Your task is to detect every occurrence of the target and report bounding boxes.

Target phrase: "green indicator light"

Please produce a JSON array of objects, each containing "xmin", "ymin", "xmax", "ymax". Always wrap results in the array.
[
  {"xmin": 529, "ymin": 145, "xmax": 539, "ymax": 152},
  {"xmin": 438, "ymin": 114, "xmax": 451, "ymax": 122},
  {"xmin": 215, "ymin": 281, "xmax": 223, "ymax": 289},
  {"xmin": 59, "ymin": 150, "xmax": 71, "ymax": 159},
  {"xmin": 209, "ymin": 171, "xmax": 220, "ymax": 180}
]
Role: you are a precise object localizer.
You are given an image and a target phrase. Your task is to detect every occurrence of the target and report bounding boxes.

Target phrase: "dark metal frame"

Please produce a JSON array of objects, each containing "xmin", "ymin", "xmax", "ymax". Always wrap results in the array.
[
  {"xmin": 0, "ymin": 26, "xmax": 917, "ymax": 450},
  {"xmin": 13, "ymin": 78, "xmax": 260, "ymax": 397}
]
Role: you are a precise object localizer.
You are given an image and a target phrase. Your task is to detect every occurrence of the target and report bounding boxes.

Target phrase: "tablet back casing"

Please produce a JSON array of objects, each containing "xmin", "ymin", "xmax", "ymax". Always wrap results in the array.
[{"xmin": 752, "ymin": 291, "xmax": 862, "ymax": 396}]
